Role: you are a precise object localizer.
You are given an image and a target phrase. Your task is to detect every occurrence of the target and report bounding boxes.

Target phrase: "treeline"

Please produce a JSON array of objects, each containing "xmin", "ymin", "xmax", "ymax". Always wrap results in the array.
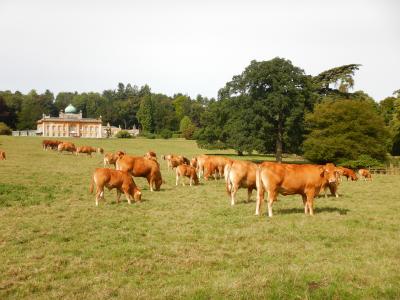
[
  {"xmin": 195, "ymin": 58, "xmax": 400, "ymax": 166},
  {"xmin": 1, "ymin": 57, "xmax": 400, "ymax": 166},
  {"xmin": 0, "ymin": 83, "xmax": 212, "ymax": 136}
]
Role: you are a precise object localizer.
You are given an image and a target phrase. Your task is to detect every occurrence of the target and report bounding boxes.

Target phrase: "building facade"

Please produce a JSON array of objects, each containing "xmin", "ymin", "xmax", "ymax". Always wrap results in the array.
[{"xmin": 37, "ymin": 104, "xmax": 102, "ymax": 138}]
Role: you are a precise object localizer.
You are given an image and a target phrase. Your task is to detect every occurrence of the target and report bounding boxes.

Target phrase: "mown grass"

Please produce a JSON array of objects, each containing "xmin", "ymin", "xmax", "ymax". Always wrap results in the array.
[{"xmin": 0, "ymin": 136, "xmax": 399, "ymax": 299}]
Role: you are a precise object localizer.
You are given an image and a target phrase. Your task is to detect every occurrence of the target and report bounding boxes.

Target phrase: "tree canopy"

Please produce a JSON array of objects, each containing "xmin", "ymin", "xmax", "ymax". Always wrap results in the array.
[{"xmin": 303, "ymin": 99, "xmax": 390, "ymax": 165}]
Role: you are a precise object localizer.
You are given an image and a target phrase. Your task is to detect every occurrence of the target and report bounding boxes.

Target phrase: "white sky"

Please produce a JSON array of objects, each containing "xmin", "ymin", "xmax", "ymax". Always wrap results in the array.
[{"xmin": 0, "ymin": 0, "xmax": 399, "ymax": 101}]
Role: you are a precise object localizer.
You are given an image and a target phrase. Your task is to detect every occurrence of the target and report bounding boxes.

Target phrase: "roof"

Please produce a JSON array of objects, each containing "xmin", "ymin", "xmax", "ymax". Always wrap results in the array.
[
  {"xmin": 37, "ymin": 118, "xmax": 101, "ymax": 124},
  {"xmin": 65, "ymin": 104, "xmax": 78, "ymax": 113}
]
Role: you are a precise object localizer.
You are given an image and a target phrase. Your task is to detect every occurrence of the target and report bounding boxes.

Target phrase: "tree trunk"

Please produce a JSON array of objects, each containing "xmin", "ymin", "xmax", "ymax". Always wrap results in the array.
[{"xmin": 276, "ymin": 118, "xmax": 283, "ymax": 163}]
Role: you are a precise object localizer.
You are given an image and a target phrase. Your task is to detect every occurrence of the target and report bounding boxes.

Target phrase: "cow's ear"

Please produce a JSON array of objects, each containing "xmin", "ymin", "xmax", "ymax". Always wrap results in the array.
[{"xmin": 319, "ymin": 166, "xmax": 326, "ymax": 177}]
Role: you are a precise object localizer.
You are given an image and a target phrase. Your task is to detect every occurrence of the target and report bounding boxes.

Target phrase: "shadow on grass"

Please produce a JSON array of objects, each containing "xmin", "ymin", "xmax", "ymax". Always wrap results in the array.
[{"xmin": 277, "ymin": 206, "xmax": 349, "ymax": 215}]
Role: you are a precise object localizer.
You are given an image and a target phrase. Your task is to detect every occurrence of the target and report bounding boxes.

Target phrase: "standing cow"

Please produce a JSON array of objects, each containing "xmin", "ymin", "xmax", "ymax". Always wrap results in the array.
[
  {"xmin": 225, "ymin": 160, "xmax": 257, "ymax": 205},
  {"xmin": 0, "ymin": 151, "xmax": 6, "ymax": 160},
  {"xmin": 256, "ymin": 162, "xmax": 339, "ymax": 217}
]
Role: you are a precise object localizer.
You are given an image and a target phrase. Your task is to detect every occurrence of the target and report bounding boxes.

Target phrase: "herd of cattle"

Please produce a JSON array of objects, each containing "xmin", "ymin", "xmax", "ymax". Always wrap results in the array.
[{"xmin": 8, "ymin": 139, "xmax": 372, "ymax": 215}]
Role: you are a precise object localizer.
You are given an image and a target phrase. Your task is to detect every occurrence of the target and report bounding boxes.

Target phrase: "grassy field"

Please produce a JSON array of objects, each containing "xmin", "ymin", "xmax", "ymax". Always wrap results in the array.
[{"xmin": 0, "ymin": 136, "xmax": 399, "ymax": 299}]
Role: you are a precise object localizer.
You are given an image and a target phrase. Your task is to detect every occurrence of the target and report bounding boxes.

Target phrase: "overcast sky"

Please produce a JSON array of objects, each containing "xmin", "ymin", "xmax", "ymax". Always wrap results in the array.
[{"xmin": 1, "ymin": 0, "xmax": 399, "ymax": 101}]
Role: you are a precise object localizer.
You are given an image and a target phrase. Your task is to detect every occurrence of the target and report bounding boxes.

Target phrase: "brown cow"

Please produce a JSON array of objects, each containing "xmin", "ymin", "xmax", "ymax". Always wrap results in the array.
[
  {"xmin": 42, "ymin": 139, "xmax": 62, "ymax": 150},
  {"xmin": 57, "ymin": 142, "xmax": 76, "ymax": 154},
  {"xmin": 76, "ymin": 146, "xmax": 97, "ymax": 156},
  {"xmin": 163, "ymin": 154, "xmax": 190, "ymax": 170},
  {"xmin": 0, "ymin": 151, "xmax": 6, "ymax": 160},
  {"xmin": 336, "ymin": 166, "xmax": 358, "ymax": 181},
  {"xmin": 116, "ymin": 155, "xmax": 163, "ymax": 191},
  {"xmin": 322, "ymin": 163, "xmax": 341, "ymax": 198},
  {"xmin": 175, "ymin": 164, "xmax": 199, "ymax": 186},
  {"xmin": 203, "ymin": 156, "xmax": 232, "ymax": 180},
  {"xmin": 225, "ymin": 160, "xmax": 257, "ymax": 205},
  {"xmin": 256, "ymin": 162, "xmax": 339, "ymax": 217},
  {"xmin": 104, "ymin": 151, "xmax": 126, "ymax": 168},
  {"xmin": 90, "ymin": 168, "xmax": 141, "ymax": 206},
  {"xmin": 191, "ymin": 155, "xmax": 208, "ymax": 178},
  {"xmin": 358, "ymin": 168, "xmax": 372, "ymax": 181}
]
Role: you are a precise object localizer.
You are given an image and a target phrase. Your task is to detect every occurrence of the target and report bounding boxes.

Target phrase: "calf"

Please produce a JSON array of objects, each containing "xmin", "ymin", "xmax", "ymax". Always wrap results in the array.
[
  {"xmin": 90, "ymin": 168, "xmax": 141, "ymax": 206},
  {"xmin": 225, "ymin": 160, "xmax": 257, "ymax": 205},
  {"xmin": 358, "ymin": 169, "xmax": 372, "ymax": 181},
  {"xmin": 42, "ymin": 139, "xmax": 62, "ymax": 150},
  {"xmin": 256, "ymin": 162, "xmax": 339, "ymax": 217},
  {"xmin": 0, "ymin": 151, "xmax": 6, "ymax": 160},
  {"xmin": 176, "ymin": 164, "xmax": 199, "ymax": 186},
  {"xmin": 163, "ymin": 154, "xmax": 190, "ymax": 170}
]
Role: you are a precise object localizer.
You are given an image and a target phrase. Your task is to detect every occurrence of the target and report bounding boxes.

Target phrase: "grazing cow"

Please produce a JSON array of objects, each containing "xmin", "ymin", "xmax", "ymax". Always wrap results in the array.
[
  {"xmin": 116, "ymin": 155, "xmax": 163, "ymax": 191},
  {"xmin": 336, "ymin": 166, "xmax": 358, "ymax": 181},
  {"xmin": 90, "ymin": 168, "xmax": 141, "ymax": 206},
  {"xmin": 42, "ymin": 139, "xmax": 62, "ymax": 150},
  {"xmin": 57, "ymin": 142, "xmax": 76, "ymax": 154},
  {"xmin": 203, "ymin": 156, "xmax": 232, "ymax": 180},
  {"xmin": 175, "ymin": 164, "xmax": 199, "ymax": 186},
  {"xmin": 0, "ymin": 151, "xmax": 6, "ymax": 160},
  {"xmin": 358, "ymin": 168, "xmax": 372, "ymax": 181},
  {"xmin": 224, "ymin": 160, "xmax": 257, "ymax": 206},
  {"xmin": 255, "ymin": 162, "xmax": 339, "ymax": 217},
  {"xmin": 76, "ymin": 146, "xmax": 98, "ymax": 156},
  {"xmin": 191, "ymin": 155, "xmax": 208, "ymax": 178},
  {"xmin": 163, "ymin": 154, "xmax": 190, "ymax": 170}
]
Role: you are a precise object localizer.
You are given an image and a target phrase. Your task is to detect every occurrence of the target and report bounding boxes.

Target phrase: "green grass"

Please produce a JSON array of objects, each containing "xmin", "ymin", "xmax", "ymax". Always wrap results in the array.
[{"xmin": 0, "ymin": 136, "xmax": 399, "ymax": 299}]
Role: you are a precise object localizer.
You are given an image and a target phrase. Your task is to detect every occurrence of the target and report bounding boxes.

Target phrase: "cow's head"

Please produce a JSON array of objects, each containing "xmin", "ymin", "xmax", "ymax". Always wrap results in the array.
[
  {"xmin": 132, "ymin": 188, "xmax": 142, "ymax": 202},
  {"xmin": 116, "ymin": 150, "xmax": 125, "ymax": 158},
  {"xmin": 321, "ymin": 163, "xmax": 339, "ymax": 183},
  {"xmin": 190, "ymin": 157, "xmax": 197, "ymax": 168},
  {"xmin": 154, "ymin": 173, "xmax": 163, "ymax": 191}
]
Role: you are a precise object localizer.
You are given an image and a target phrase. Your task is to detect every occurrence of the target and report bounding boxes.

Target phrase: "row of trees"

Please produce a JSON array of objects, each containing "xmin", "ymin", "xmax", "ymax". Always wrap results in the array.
[
  {"xmin": 195, "ymin": 58, "xmax": 400, "ymax": 165},
  {"xmin": 1, "ymin": 57, "xmax": 399, "ymax": 166},
  {"xmin": 0, "ymin": 84, "xmax": 212, "ymax": 136}
]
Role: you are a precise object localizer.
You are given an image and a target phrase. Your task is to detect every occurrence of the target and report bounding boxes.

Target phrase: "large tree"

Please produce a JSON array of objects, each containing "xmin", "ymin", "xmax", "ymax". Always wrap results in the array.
[
  {"xmin": 198, "ymin": 57, "xmax": 314, "ymax": 161},
  {"xmin": 303, "ymin": 98, "xmax": 390, "ymax": 164}
]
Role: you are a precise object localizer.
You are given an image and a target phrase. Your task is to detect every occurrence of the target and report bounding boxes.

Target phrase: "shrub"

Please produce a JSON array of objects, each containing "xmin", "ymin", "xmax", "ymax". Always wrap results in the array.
[
  {"xmin": 303, "ymin": 99, "xmax": 390, "ymax": 164},
  {"xmin": 115, "ymin": 130, "xmax": 132, "ymax": 138},
  {"xmin": 180, "ymin": 116, "xmax": 197, "ymax": 139},
  {"xmin": 0, "ymin": 122, "xmax": 11, "ymax": 135},
  {"xmin": 139, "ymin": 131, "xmax": 156, "ymax": 139},
  {"xmin": 339, "ymin": 154, "xmax": 384, "ymax": 169},
  {"xmin": 160, "ymin": 129, "xmax": 173, "ymax": 139}
]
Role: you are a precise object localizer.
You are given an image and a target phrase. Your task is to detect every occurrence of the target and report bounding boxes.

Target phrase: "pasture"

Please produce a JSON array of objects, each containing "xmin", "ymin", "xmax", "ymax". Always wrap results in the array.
[{"xmin": 0, "ymin": 136, "xmax": 399, "ymax": 299}]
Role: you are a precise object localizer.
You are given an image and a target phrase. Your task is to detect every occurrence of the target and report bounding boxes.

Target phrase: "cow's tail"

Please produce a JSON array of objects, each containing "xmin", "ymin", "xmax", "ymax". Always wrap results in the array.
[
  {"xmin": 89, "ymin": 175, "xmax": 94, "ymax": 194},
  {"xmin": 255, "ymin": 164, "xmax": 266, "ymax": 215},
  {"xmin": 224, "ymin": 163, "xmax": 232, "ymax": 195}
]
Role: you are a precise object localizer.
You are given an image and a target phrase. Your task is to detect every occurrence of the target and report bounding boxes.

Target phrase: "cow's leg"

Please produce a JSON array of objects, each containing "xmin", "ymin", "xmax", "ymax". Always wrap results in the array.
[
  {"xmin": 181, "ymin": 175, "xmax": 185, "ymax": 186},
  {"xmin": 306, "ymin": 192, "xmax": 315, "ymax": 216},
  {"xmin": 255, "ymin": 185, "xmax": 264, "ymax": 216},
  {"xmin": 123, "ymin": 192, "xmax": 132, "ymax": 204},
  {"xmin": 189, "ymin": 176, "xmax": 192, "ymax": 186},
  {"xmin": 247, "ymin": 188, "xmax": 252, "ymax": 203},
  {"xmin": 95, "ymin": 187, "xmax": 104, "ymax": 206},
  {"xmin": 230, "ymin": 183, "xmax": 238, "ymax": 206},
  {"xmin": 267, "ymin": 190, "xmax": 277, "ymax": 217},
  {"xmin": 116, "ymin": 190, "xmax": 121, "ymax": 204},
  {"xmin": 175, "ymin": 172, "xmax": 179, "ymax": 186},
  {"xmin": 147, "ymin": 176, "xmax": 154, "ymax": 192},
  {"xmin": 302, "ymin": 194, "xmax": 308, "ymax": 215}
]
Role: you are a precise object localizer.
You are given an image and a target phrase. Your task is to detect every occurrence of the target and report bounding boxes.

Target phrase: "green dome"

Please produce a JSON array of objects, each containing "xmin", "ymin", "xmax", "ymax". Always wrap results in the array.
[{"xmin": 65, "ymin": 104, "xmax": 77, "ymax": 114}]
